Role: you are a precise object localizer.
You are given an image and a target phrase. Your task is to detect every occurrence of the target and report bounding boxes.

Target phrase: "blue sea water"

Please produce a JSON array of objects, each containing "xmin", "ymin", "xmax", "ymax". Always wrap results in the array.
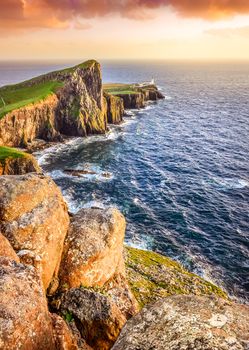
[{"xmin": 0, "ymin": 60, "xmax": 248, "ymax": 302}]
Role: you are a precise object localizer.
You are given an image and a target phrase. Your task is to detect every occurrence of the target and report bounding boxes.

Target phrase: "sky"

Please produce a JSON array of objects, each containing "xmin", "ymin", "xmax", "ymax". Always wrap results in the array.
[{"xmin": 1, "ymin": 0, "xmax": 249, "ymax": 61}]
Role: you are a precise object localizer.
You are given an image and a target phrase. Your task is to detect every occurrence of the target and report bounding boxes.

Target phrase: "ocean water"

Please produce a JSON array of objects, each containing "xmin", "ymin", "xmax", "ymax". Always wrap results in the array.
[{"xmin": 0, "ymin": 60, "xmax": 248, "ymax": 302}]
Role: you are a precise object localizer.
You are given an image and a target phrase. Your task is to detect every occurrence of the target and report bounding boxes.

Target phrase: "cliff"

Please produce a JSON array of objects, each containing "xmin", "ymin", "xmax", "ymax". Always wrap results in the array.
[
  {"xmin": 0, "ymin": 146, "xmax": 41, "ymax": 175},
  {"xmin": 103, "ymin": 83, "xmax": 165, "ymax": 109},
  {"xmin": 0, "ymin": 62, "xmax": 165, "ymax": 148},
  {"xmin": 0, "ymin": 60, "xmax": 107, "ymax": 147}
]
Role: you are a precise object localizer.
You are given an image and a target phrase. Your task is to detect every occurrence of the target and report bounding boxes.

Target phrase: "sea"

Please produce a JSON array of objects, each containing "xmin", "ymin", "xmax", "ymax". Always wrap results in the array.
[{"xmin": 0, "ymin": 60, "xmax": 248, "ymax": 303}]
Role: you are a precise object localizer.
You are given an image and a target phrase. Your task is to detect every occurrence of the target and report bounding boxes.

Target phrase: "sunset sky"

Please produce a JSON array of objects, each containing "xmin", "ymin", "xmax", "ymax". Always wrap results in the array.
[{"xmin": 1, "ymin": 0, "xmax": 249, "ymax": 61}]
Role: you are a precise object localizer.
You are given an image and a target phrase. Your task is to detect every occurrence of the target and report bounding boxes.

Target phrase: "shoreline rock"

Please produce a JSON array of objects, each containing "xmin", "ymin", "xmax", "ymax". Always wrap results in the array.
[{"xmin": 112, "ymin": 295, "xmax": 249, "ymax": 350}]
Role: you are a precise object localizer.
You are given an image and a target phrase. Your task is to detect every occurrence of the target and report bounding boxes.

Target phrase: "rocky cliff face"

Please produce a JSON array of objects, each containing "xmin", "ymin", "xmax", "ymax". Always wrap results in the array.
[
  {"xmin": 104, "ymin": 93, "xmax": 124, "ymax": 124},
  {"xmin": 116, "ymin": 85, "xmax": 164, "ymax": 109},
  {"xmin": 0, "ymin": 61, "xmax": 107, "ymax": 148},
  {"xmin": 0, "ymin": 94, "xmax": 61, "ymax": 147},
  {"xmin": 0, "ymin": 153, "xmax": 41, "ymax": 175},
  {"xmin": 55, "ymin": 63, "xmax": 107, "ymax": 137}
]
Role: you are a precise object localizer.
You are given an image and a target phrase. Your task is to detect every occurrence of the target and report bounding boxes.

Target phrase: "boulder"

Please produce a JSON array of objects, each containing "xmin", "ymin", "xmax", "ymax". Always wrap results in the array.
[
  {"xmin": 112, "ymin": 295, "xmax": 249, "ymax": 350},
  {"xmin": 0, "ymin": 173, "xmax": 70, "ymax": 290},
  {"xmin": 59, "ymin": 208, "xmax": 125, "ymax": 289},
  {"xmin": 60, "ymin": 288, "xmax": 126, "ymax": 350},
  {"xmin": 0, "ymin": 232, "xmax": 19, "ymax": 262},
  {"xmin": 0, "ymin": 257, "xmax": 56, "ymax": 349}
]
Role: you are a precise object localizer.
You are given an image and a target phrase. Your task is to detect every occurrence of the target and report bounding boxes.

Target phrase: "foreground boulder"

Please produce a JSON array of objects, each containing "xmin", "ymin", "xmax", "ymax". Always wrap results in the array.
[
  {"xmin": 0, "ymin": 257, "xmax": 56, "ymax": 349},
  {"xmin": 0, "ymin": 257, "xmax": 78, "ymax": 350},
  {"xmin": 0, "ymin": 173, "xmax": 70, "ymax": 290},
  {"xmin": 60, "ymin": 288, "xmax": 126, "ymax": 350},
  {"xmin": 112, "ymin": 295, "xmax": 249, "ymax": 350},
  {"xmin": 59, "ymin": 208, "xmax": 126, "ymax": 289}
]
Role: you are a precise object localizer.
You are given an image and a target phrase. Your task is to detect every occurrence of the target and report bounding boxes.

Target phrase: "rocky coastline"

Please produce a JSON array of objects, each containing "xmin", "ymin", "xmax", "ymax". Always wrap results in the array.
[{"xmin": 0, "ymin": 61, "xmax": 248, "ymax": 349}]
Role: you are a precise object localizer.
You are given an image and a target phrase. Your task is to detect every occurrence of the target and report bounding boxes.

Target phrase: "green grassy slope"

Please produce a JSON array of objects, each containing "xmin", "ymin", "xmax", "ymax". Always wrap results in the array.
[
  {"xmin": 0, "ymin": 59, "xmax": 97, "ymax": 119},
  {"xmin": 103, "ymin": 83, "xmax": 138, "ymax": 95},
  {"xmin": 0, "ymin": 81, "xmax": 63, "ymax": 119},
  {"xmin": 0, "ymin": 146, "xmax": 26, "ymax": 164},
  {"xmin": 125, "ymin": 246, "xmax": 227, "ymax": 307}
]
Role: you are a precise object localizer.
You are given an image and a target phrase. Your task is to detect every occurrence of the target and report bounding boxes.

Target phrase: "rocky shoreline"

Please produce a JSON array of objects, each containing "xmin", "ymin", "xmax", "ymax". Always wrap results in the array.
[{"xmin": 0, "ymin": 61, "xmax": 249, "ymax": 349}]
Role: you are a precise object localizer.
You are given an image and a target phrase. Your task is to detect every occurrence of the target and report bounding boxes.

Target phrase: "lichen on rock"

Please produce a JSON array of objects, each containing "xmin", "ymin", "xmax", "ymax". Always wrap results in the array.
[
  {"xmin": 112, "ymin": 295, "xmax": 249, "ymax": 350},
  {"xmin": 0, "ymin": 173, "xmax": 70, "ymax": 290}
]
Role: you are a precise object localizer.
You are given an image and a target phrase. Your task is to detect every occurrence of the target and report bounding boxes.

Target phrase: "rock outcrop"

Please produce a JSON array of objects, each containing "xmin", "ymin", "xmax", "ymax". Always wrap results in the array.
[
  {"xmin": 60, "ymin": 288, "xmax": 126, "ymax": 350},
  {"xmin": 0, "ymin": 257, "xmax": 78, "ymax": 350},
  {"xmin": 53, "ymin": 207, "xmax": 138, "ymax": 349},
  {"xmin": 0, "ymin": 173, "xmax": 69, "ymax": 290},
  {"xmin": 125, "ymin": 246, "xmax": 227, "ymax": 307},
  {"xmin": 104, "ymin": 93, "xmax": 124, "ymax": 124},
  {"xmin": 0, "ymin": 257, "xmax": 56, "ymax": 349},
  {"xmin": 112, "ymin": 295, "xmax": 249, "ymax": 350},
  {"xmin": 59, "ymin": 208, "xmax": 126, "ymax": 289},
  {"xmin": 116, "ymin": 85, "xmax": 164, "ymax": 109},
  {"xmin": 0, "ymin": 153, "xmax": 41, "ymax": 175}
]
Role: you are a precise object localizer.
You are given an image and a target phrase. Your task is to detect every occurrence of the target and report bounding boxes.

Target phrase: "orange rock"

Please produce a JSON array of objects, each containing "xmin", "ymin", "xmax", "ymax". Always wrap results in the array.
[
  {"xmin": 59, "ymin": 208, "xmax": 126, "ymax": 289},
  {"xmin": 51, "ymin": 314, "xmax": 79, "ymax": 350},
  {"xmin": 60, "ymin": 288, "xmax": 126, "ymax": 350},
  {"xmin": 0, "ymin": 173, "xmax": 70, "ymax": 290},
  {"xmin": 0, "ymin": 257, "xmax": 56, "ymax": 349},
  {"xmin": 112, "ymin": 295, "xmax": 249, "ymax": 350},
  {"xmin": 0, "ymin": 232, "xmax": 19, "ymax": 262}
]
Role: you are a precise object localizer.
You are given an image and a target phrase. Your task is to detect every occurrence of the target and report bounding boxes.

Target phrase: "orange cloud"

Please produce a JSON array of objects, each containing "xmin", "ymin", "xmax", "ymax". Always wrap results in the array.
[{"xmin": 1, "ymin": 0, "xmax": 249, "ymax": 33}]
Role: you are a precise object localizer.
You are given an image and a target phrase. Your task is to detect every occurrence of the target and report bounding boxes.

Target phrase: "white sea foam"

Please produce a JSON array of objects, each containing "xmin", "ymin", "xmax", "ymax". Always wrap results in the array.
[{"xmin": 210, "ymin": 177, "xmax": 249, "ymax": 190}]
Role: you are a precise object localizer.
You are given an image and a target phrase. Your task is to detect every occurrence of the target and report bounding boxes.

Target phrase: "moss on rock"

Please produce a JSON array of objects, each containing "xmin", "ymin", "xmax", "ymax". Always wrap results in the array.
[{"xmin": 125, "ymin": 246, "xmax": 227, "ymax": 308}]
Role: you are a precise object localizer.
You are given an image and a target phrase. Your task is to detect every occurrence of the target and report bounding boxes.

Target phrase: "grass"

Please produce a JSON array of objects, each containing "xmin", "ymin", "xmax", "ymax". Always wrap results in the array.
[
  {"xmin": 0, "ymin": 146, "xmax": 26, "ymax": 164},
  {"xmin": 125, "ymin": 246, "xmax": 228, "ymax": 308},
  {"xmin": 0, "ymin": 81, "xmax": 63, "ymax": 119},
  {"xmin": 0, "ymin": 59, "xmax": 98, "ymax": 119},
  {"xmin": 103, "ymin": 83, "xmax": 138, "ymax": 95}
]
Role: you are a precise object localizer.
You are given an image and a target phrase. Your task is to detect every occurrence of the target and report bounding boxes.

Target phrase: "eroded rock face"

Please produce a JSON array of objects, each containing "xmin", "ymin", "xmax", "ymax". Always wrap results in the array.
[
  {"xmin": 0, "ymin": 257, "xmax": 56, "ymax": 350},
  {"xmin": 0, "ymin": 173, "xmax": 70, "ymax": 290},
  {"xmin": 0, "ymin": 154, "xmax": 41, "ymax": 175},
  {"xmin": 117, "ymin": 92, "xmax": 145, "ymax": 109},
  {"xmin": 56, "ymin": 65, "xmax": 107, "ymax": 136},
  {"xmin": 104, "ymin": 93, "xmax": 124, "ymax": 124},
  {"xmin": 59, "ymin": 208, "xmax": 126, "ymax": 289},
  {"xmin": 60, "ymin": 288, "xmax": 126, "ymax": 350},
  {"xmin": 0, "ymin": 94, "xmax": 61, "ymax": 147},
  {"xmin": 112, "ymin": 295, "xmax": 249, "ymax": 350}
]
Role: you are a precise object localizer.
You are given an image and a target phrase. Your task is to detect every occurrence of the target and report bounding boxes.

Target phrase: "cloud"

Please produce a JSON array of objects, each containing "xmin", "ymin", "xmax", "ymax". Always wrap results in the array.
[
  {"xmin": 1, "ymin": 0, "xmax": 249, "ymax": 33},
  {"xmin": 205, "ymin": 25, "xmax": 249, "ymax": 37}
]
